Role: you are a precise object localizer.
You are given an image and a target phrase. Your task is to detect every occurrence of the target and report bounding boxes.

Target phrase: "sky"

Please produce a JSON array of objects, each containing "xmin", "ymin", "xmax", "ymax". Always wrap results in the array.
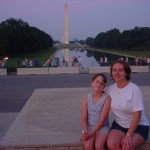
[{"xmin": 0, "ymin": 0, "xmax": 150, "ymax": 41}]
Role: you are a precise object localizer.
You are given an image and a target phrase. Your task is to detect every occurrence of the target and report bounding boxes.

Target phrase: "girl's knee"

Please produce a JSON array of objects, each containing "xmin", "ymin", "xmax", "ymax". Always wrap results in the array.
[
  {"xmin": 83, "ymin": 143, "xmax": 94, "ymax": 150},
  {"xmin": 107, "ymin": 139, "xmax": 120, "ymax": 150},
  {"xmin": 95, "ymin": 143, "xmax": 104, "ymax": 150}
]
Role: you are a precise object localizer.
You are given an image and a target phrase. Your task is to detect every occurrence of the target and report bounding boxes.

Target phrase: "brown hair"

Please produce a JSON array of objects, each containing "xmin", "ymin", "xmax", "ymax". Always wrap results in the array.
[
  {"xmin": 91, "ymin": 73, "xmax": 107, "ymax": 84},
  {"xmin": 110, "ymin": 60, "xmax": 131, "ymax": 81}
]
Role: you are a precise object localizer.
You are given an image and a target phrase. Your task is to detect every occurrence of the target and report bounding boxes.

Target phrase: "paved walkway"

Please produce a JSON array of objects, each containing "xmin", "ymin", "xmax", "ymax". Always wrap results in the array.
[{"xmin": 0, "ymin": 86, "xmax": 150, "ymax": 146}]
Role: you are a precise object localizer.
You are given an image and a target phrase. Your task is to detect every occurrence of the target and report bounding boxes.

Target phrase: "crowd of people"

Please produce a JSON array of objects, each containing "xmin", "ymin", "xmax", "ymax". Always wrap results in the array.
[
  {"xmin": 47, "ymin": 57, "xmax": 60, "ymax": 67},
  {"xmin": 1, "ymin": 53, "xmax": 150, "ymax": 71},
  {"xmin": 17, "ymin": 58, "xmax": 40, "ymax": 67},
  {"xmin": 81, "ymin": 60, "xmax": 149, "ymax": 150},
  {"xmin": 134, "ymin": 56, "xmax": 150, "ymax": 72},
  {"xmin": 18, "ymin": 55, "xmax": 150, "ymax": 73},
  {"xmin": 45, "ymin": 55, "xmax": 83, "ymax": 68},
  {"xmin": 18, "ymin": 55, "xmax": 150, "ymax": 74},
  {"xmin": 133, "ymin": 56, "xmax": 150, "ymax": 67},
  {"xmin": 99, "ymin": 56, "xmax": 108, "ymax": 66}
]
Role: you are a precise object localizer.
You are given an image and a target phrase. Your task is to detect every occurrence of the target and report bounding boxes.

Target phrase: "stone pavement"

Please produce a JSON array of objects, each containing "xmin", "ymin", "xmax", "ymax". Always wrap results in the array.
[
  {"xmin": 0, "ymin": 113, "xmax": 18, "ymax": 142},
  {"xmin": 0, "ymin": 86, "xmax": 150, "ymax": 149},
  {"xmin": 0, "ymin": 73, "xmax": 150, "ymax": 149}
]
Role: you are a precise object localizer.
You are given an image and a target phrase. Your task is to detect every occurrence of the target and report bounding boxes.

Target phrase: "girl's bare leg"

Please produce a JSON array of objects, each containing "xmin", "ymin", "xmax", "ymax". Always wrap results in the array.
[
  {"xmin": 95, "ymin": 133, "xmax": 107, "ymax": 150},
  {"xmin": 82, "ymin": 136, "xmax": 95, "ymax": 150}
]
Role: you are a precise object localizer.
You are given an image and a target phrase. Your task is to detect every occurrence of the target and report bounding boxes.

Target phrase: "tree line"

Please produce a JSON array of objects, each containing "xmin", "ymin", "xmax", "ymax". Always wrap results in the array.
[
  {"xmin": 86, "ymin": 27, "xmax": 150, "ymax": 51},
  {"xmin": 0, "ymin": 18, "xmax": 53, "ymax": 56},
  {"xmin": 1, "ymin": 18, "xmax": 150, "ymax": 56}
]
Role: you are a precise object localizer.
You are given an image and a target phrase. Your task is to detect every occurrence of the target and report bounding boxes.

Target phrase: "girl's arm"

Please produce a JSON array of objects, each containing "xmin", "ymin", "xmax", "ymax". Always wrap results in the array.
[
  {"xmin": 81, "ymin": 96, "xmax": 88, "ymax": 134},
  {"xmin": 89, "ymin": 95, "xmax": 111, "ymax": 137}
]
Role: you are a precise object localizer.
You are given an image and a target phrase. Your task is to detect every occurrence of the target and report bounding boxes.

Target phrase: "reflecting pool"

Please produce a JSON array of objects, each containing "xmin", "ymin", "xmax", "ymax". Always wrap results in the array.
[{"xmin": 54, "ymin": 49, "xmax": 146, "ymax": 68}]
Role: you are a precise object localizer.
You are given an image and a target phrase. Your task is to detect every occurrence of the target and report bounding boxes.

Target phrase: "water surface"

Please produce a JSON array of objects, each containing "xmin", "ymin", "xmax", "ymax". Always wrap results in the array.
[{"xmin": 54, "ymin": 49, "xmax": 145, "ymax": 68}]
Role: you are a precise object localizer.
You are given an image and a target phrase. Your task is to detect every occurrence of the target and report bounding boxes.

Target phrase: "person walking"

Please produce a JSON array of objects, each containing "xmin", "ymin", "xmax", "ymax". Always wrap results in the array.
[
  {"xmin": 107, "ymin": 60, "xmax": 149, "ymax": 150},
  {"xmin": 135, "ymin": 56, "xmax": 139, "ymax": 66},
  {"xmin": 99, "ymin": 57, "xmax": 104, "ymax": 66},
  {"xmin": 147, "ymin": 56, "xmax": 150, "ymax": 73},
  {"xmin": 78, "ymin": 56, "xmax": 82, "ymax": 68},
  {"xmin": 81, "ymin": 73, "xmax": 111, "ymax": 150}
]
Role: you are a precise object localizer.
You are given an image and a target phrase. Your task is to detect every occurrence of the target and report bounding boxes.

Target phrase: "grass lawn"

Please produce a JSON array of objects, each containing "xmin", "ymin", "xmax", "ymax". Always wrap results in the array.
[
  {"xmin": 96, "ymin": 48, "xmax": 150, "ymax": 57},
  {"xmin": 6, "ymin": 48, "xmax": 57, "ymax": 68}
]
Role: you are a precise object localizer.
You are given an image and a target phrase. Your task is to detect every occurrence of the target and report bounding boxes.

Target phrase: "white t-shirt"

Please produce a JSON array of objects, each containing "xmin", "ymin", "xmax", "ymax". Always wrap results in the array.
[{"xmin": 107, "ymin": 82, "xmax": 149, "ymax": 128}]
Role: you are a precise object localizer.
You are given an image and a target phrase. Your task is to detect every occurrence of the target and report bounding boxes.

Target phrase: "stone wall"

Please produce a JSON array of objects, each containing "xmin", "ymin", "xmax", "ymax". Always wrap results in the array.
[
  {"xmin": 0, "ymin": 69, "xmax": 7, "ymax": 75},
  {"xmin": 0, "ymin": 66, "xmax": 149, "ymax": 76},
  {"xmin": 17, "ymin": 67, "xmax": 79, "ymax": 75},
  {"xmin": 89, "ymin": 66, "xmax": 149, "ymax": 73}
]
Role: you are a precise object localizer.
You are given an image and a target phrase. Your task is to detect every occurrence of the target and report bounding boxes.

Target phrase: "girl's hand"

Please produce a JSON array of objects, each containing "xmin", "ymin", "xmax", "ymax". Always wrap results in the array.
[
  {"xmin": 81, "ymin": 132, "xmax": 94, "ymax": 141},
  {"xmin": 81, "ymin": 132, "xmax": 89, "ymax": 141},
  {"xmin": 121, "ymin": 135, "xmax": 134, "ymax": 150}
]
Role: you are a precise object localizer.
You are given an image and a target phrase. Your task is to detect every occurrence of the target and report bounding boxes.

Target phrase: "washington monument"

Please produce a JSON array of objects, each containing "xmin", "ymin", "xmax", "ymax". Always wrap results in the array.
[
  {"xmin": 64, "ymin": 2, "xmax": 69, "ymax": 44},
  {"xmin": 63, "ymin": 2, "xmax": 69, "ymax": 67}
]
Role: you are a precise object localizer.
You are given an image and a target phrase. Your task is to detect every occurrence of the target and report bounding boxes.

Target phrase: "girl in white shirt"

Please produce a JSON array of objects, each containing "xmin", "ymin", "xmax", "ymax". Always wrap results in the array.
[{"xmin": 107, "ymin": 60, "xmax": 149, "ymax": 150}]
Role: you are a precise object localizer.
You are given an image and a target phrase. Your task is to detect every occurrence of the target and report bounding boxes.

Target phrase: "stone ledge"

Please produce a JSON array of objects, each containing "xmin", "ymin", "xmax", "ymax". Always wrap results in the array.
[
  {"xmin": 0, "ymin": 144, "xmax": 83, "ymax": 150},
  {"xmin": 0, "ymin": 142, "xmax": 150, "ymax": 150},
  {"xmin": 17, "ymin": 67, "xmax": 79, "ymax": 75},
  {"xmin": 0, "ymin": 68, "xmax": 7, "ymax": 75},
  {"xmin": 89, "ymin": 66, "xmax": 149, "ymax": 73},
  {"xmin": 89, "ymin": 67, "xmax": 109, "ymax": 73}
]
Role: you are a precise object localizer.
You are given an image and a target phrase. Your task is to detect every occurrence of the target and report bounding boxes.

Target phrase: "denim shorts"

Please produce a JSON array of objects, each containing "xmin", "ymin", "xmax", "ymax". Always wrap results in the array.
[{"xmin": 111, "ymin": 121, "xmax": 149, "ymax": 141}]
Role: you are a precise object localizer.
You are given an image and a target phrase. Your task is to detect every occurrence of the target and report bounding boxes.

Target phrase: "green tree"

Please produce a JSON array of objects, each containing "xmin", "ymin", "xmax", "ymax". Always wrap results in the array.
[
  {"xmin": 0, "ymin": 18, "xmax": 53, "ymax": 56},
  {"xmin": 86, "ymin": 37, "xmax": 94, "ymax": 46},
  {"xmin": 89, "ymin": 27, "xmax": 150, "ymax": 51},
  {"xmin": 94, "ymin": 28, "xmax": 121, "ymax": 48}
]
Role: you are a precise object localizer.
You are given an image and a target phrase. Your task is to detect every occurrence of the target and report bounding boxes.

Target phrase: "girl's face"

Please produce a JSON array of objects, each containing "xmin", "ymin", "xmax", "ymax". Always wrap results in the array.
[
  {"xmin": 112, "ymin": 63, "xmax": 127, "ymax": 82},
  {"xmin": 91, "ymin": 76, "xmax": 105, "ymax": 92}
]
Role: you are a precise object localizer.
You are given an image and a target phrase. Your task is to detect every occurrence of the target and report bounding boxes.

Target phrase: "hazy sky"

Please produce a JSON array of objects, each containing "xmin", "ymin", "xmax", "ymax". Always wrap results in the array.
[{"xmin": 0, "ymin": 0, "xmax": 150, "ymax": 41}]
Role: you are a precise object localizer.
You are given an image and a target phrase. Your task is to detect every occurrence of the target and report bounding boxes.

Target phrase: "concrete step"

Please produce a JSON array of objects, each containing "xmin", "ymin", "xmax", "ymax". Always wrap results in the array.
[
  {"xmin": 0, "ymin": 87, "xmax": 150, "ymax": 150},
  {"xmin": 0, "ymin": 142, "xmax": 150, "ymax": 150}
]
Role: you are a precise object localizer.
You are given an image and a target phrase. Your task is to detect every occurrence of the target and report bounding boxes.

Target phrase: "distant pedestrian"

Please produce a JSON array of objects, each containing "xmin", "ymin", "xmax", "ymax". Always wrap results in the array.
[
  {"xmin": 34, "ymin": 58, "xmax": 39, "ymax": 66},
  {"xmin": 78, "ymin": 56, "xmax": 82, "ymax": 68},
  {"xmin": 135, "ymin": 56, "xmax": 139, "ymax": 66},
  {"xmin": 104, "ymin": 56, "xmax": 108, "ymax": 66},
  {"xmin": 99, "ymin": 57, "xmax": 103, "ymax": 66},
  {"xmin": 29, "ymin": 60, "xmax": 33, "ymax": 67},
  {"xmin": 48, "ymin": 58, "xmax": 53, "ymax": 67},
  {"xmin": 62, "ymin": 57, "xmax": 65, "ymax": 67},
  {"xmin": 119, "ymin": 57, "xmax": 124, "ymax": 61},
  {"xmin": 53, "ymin": 57, "xmax": 59, "ymax": 67},
  {"xmin": 0, "ymin": 58, "xmax": 2, "ymax": 68},
  {"xmin": 147, "ymin": 56, "xmax": 150, "ymax": 72},
  {"xmin": 73, "ymin": 56, "xmax": 78, "ymax": 67},
  {"xmin": 125, "ymin": 57, "xmax": 128, "ymax": 63}
]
